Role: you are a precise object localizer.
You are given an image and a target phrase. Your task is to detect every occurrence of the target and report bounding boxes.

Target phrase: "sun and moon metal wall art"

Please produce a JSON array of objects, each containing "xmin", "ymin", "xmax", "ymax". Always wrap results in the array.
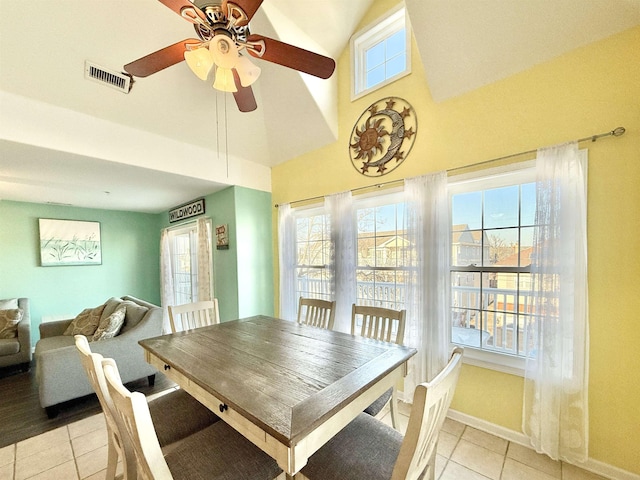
[{"xmin": 349, "ymin": 97, "xmax": 417, "ymax": 177}]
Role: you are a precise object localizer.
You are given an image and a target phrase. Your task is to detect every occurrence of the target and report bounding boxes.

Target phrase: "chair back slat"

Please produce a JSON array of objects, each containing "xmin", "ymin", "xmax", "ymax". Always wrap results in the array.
[
  {"xmin": 103, "ymin": 358, "xmax": 173, "ymax": 480},
  {"xmin": 351, "ymin": 304, "xmax": 407, "ymax": 345},
  {"xmin": 391, "ymin": 347, "xmax": 464, "ymax": 480},
  {"xmin": 168, "ymin": 299, "xmax": 220, "ymax": 333},
  {"xmin": 297, "ymin": 297, "xmax": 336, "ymax": 330}
]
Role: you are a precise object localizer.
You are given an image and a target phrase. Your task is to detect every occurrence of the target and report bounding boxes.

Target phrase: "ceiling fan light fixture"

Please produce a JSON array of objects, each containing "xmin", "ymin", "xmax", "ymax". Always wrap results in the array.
[
  {"xmin": 235, "ymin": 55, "xmax": 261, "ymax": 87},
  {"xmin": 213, "ymin": 66, "xmax": 237, "ymax": 92},
  {"xmin": 209, "ymin": 34, "xmax": 239, "ymax": 69},
  {"xmin": 184, "ymin": 46, "xmax": 214, "ymax": 80}
]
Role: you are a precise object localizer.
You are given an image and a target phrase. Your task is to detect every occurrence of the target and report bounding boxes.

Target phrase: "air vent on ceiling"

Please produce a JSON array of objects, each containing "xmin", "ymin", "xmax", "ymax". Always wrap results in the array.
[{"xmin": 84, "ymin": 61, "xmax": 132, "ymax": 93}]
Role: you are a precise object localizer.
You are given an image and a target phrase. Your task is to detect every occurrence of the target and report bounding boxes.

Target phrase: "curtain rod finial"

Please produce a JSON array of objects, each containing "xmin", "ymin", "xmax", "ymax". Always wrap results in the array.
[{"xmin": 612, "ymin": 127, "xmax": 625, "ymax": 137}]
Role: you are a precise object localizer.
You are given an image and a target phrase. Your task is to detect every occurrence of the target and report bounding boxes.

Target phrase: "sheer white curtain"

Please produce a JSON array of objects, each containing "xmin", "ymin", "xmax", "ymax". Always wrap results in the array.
[
  {"xmin": 278, "ymin": 203, "xmax": 298, "ymax": 321},
  {"xmin": 402, "ymin": 171, "xmax": 450, "ymax": 402},
  {"xmin": 196, "ymin": 217, "xmax": 213, "ymax": 302},
  {"xmin": 159, "ymin": 229, "xmax": 175, "ymax": 333},
  {"xmin": 523, "ymin": 142, "xmax": 589, "ymax": 463},
  {"xmin": 326, "ymin": 192, "xmax": 356, "ymax": 333}
]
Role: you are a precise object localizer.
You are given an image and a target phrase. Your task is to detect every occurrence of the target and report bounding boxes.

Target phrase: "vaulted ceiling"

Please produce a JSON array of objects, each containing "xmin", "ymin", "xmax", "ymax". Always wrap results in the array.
[{"xmin": 1, "ymin": 0, "xmax": 638, "ymax": 213}]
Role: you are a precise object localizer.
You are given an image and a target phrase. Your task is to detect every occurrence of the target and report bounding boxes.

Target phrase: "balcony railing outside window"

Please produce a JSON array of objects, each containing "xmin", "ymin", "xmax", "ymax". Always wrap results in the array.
[{"xmin": 298, "ymin": 277, "xmax": 535, "ymax": 357}]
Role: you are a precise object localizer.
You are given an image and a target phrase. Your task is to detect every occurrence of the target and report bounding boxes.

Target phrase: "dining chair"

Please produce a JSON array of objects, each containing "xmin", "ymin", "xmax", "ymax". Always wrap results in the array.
[
  {"xmin": 351, "ymin": 304, "xmax": 407, "ymax": 429},
  {"xmin": 102, "ymin": 357, "xmax": 283, "ymax": 480},
  {"xmin": 297, "ymin": 297, "xmax": 336, "ymax": 330},
  {"xmin": 301, "ymin": 347, "xmax": 464, "ymax": 480},
  {"xmin": 74, "ymin": 335, "xmax": 219, "ymax": 480},
  {"xmin": 168, "ymin": 298, "xmax": 220, "ymax": 333}
]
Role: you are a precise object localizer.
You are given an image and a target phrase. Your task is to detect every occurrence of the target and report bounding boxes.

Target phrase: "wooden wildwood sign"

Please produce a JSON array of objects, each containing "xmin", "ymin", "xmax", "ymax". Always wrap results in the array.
[{"xmin": 169, "ymin": 198, "xmax": 205, "ymax": 223}]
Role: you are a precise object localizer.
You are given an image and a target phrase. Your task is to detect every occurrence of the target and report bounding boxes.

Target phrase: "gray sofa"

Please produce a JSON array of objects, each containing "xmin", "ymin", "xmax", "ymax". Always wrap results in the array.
[
  {"xmin": 35, "ymin": 295, "xmax": 163, "ymax": 417},
  {"xmin": 0, "ymin": 297, "xmax": 31, "ymax": 371}
]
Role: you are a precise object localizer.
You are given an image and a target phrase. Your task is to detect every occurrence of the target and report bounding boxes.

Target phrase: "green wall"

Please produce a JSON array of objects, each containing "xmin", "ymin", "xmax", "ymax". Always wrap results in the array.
[
  {"xmin": 159, "ymin": 186, "xmax": 274, "ymax": 321},
  {"xmin": 0, "ymin": 200, "xmax": 162, "ymax": 344},
  {"xmin": 2, "ymin": 186, "xmax": 274, "ymax": 344},
  {"xmin": 235, "ymin": 187, "xmax": 274, "ymax": 318}
]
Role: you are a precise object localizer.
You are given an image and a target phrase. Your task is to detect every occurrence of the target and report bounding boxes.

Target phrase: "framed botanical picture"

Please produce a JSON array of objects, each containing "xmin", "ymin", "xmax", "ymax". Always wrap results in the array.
[{"xmin": 39, "ymin": 219, "xmax": 102, "ymax": 266}]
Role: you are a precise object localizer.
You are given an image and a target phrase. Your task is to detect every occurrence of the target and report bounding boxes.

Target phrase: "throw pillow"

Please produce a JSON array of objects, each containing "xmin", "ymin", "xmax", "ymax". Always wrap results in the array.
[
  {"xmin": 118, "ymin": 301, "xmax": 148, "ymax": 334},
  {"xmin": 0, "ymin": 308, "xmax": 23, "ymax": 339},
  {"xmin": 92, "ymin": 306, "xmax": 126, "ymax": 342},
  {"xmin": 63, "ymin": 304, "xmax": 106, "ymax": 336},
  {"xmin": 0, "ymin": 298, "xmax": 18, "ymax": 310}
]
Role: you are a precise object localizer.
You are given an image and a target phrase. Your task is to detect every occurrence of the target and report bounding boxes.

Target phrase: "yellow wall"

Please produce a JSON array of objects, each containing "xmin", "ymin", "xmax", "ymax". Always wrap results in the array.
[{"xmin": 271, "ymin": 1, "xmax": 640, "ymax": 473}]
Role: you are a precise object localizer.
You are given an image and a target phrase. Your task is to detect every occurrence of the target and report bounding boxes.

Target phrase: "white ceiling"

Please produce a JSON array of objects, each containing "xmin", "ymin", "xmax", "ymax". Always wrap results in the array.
[{"xmin": 1, "ymin": 0, "xmax": 638, "ymax": 213}]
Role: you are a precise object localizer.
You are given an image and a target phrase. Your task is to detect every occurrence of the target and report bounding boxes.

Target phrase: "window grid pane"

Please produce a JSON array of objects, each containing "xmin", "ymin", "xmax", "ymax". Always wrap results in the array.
[
  {"xmin": 366, "ymin": 65, "xmax": 385, "ymax": 89},
  {"xmin": 385, "ymin": 53, "xmax": 406, "ymax": 79},
  {"xmin": 356, "ymin": 201, "xmax": 406, "ymax": 311},
  {"xmin": 450, "ymin": 171, "xmax": 537, "ymax": 358},
  {"xmin": 365, "ymin": 43, "xmax": 385, "ymax": 69},
  {"xmin": 385, "ymin": 29, "xmax": 405, "ymax": 57},
  {"xmin": 170, "ymin": 228, "xmax": 202, "ymax": 305},
  {"xmin": 295, "ymin": 214, "xmax": 331, "ymax": 303}
]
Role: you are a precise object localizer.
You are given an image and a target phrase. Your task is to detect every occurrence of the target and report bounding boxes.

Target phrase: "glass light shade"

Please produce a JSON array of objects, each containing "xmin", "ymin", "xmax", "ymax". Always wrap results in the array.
[
  {"xmin": 184, "ymin": 47, "xmax": 214, "ymax": 81},
  {"xmin": 235, "ymin": 55, "xmax": 261, "ymax": 87},
  {"xmin": 212, "ymin": 67, "xmax": 237, "ymax": 92},
  {"xmin": 209, "ymin": 35, "xmax": 239, "ymax": 69}
]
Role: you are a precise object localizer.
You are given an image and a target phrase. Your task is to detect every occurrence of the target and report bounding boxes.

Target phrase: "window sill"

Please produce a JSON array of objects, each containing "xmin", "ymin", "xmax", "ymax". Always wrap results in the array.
[{"xmin": 453, "ymin": 344, "xmax": 526, "ymax": 377}]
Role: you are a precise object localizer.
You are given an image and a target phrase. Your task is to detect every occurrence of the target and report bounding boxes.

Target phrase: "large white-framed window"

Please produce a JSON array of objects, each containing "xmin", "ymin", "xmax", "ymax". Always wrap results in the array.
[
  {"xmin": 354, "ymin": 191, "xmax": 408, "ymax": 310},
  {"xmin": 289, "ymin": 193, "xmax": 410, "ymax": 310},
  {"xmin": 294, "ymin": 205, "xmax": 332, "ymax": 302},
  {"xmin": 351, "ymin": 4, "xmax": 411, "ymax": 100},
  {"xmin": 448, "ymin": 163, "xmax": 537, "ymax": 374}
]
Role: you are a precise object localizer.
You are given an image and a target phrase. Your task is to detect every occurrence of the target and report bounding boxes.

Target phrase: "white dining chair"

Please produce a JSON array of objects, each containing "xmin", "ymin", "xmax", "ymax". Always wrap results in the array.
[
  {"xmin": 300, "ymin": 347, "xmax": 464, "ymax": 480},
  {"xmin": 351, "ymin": 304, "xmax": 407, "ymax": 429},
  {"xmin": 351, "ymin": 304, "xmax": 406, "ymax": 344},
  {"xmin": 75, "ymin": 335, "xmax": 219, "ymax": 480},
  {"xmin": 297, "ymin": 297, "xmax": 336, "ymax": 330},
  {"xmin": 102, "ymin": 357, "xmax": 283, "ymax": 480},
  {"xmin": 168, "ymin": 299, "xmax": 220, "ymax": 333}
]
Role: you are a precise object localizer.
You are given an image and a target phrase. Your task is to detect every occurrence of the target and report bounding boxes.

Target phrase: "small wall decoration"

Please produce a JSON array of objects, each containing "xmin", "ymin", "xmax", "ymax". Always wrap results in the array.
[
  {"xmin": 349, "ymin": 97, "xmax": 417, "ymax": 177},
  {"xmin": 216, "ymin": 224, "xmax": 229, "ymax": 250},
  {"xmin": 39, "ymin": 219, "xmax": 102, "ymax": 266},
  {"xmin": 169, "ymin": 198, "xmax": 205, "ymax": 223}
]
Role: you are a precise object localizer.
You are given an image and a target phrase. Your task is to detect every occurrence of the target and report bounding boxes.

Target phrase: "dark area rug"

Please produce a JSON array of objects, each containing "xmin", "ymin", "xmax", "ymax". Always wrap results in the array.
[{"xmin": 0, "ymin": 362, "xmax": 175, "ymax": 448}]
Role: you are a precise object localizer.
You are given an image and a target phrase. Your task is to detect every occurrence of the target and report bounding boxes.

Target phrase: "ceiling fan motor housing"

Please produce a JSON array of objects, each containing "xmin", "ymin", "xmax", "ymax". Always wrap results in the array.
[{"xmin": 190, "ymin": 1, "xmax": 250, "ymax": 44}]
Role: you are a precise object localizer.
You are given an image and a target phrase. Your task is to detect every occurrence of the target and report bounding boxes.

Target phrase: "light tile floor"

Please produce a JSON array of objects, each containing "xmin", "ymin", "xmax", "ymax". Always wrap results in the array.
[
  {"xmin": 0, "ymin": 392, "xmax": 610, "ymax": 480},
  {"xmin": 379, "ymin": 402, "xmax": 609, "ymax": 480}
]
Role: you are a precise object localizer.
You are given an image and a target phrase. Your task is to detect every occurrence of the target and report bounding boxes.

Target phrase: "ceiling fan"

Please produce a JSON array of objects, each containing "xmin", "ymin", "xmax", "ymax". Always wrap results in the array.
[{"xmin": 124, "ymin": 0, "xmax": 336, "ymax": 112}]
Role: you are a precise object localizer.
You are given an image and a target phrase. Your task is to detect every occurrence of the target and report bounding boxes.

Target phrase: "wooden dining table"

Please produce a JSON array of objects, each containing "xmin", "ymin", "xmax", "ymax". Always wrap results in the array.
[{"xmin": 139, "ymin": 315, "xmax": 416, "ymax": 478}]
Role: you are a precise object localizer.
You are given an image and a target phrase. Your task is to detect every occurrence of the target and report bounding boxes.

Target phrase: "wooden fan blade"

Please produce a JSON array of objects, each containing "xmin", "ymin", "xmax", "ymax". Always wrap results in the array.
[
  {"xmin": 227, "ymin": 0, "xmax": 264, "ymax": 25},
  {"xmin": 124, "ymin": 39, "xmax": 200, "ymax": 77},
  {"xmin": 158, "ymin": 0, "xmax": 206, "ymax": 23},
  {"xmin": 232, "ymin": 69, "xmax": 257, "ymax": 112},
  {"xmin": 247, "ymin": 34, "xmax": 335, "ymax": 79}
]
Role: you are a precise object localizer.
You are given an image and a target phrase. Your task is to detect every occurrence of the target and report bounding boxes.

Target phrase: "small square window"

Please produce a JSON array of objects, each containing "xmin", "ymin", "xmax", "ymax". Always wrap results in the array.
[{"xmin": 351, "ymin": 5, "xmax": 411, "ymax": 100}]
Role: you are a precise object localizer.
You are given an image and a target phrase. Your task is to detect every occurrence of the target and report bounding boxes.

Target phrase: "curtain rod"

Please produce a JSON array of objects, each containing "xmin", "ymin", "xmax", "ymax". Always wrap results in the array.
[
  {"xmin": 274, "ymin": 126, "xmax": 626, "ymax": 208},
  {"xmin": 163, "ymin": 216, "xmax": 210, "ymax": 232}
]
